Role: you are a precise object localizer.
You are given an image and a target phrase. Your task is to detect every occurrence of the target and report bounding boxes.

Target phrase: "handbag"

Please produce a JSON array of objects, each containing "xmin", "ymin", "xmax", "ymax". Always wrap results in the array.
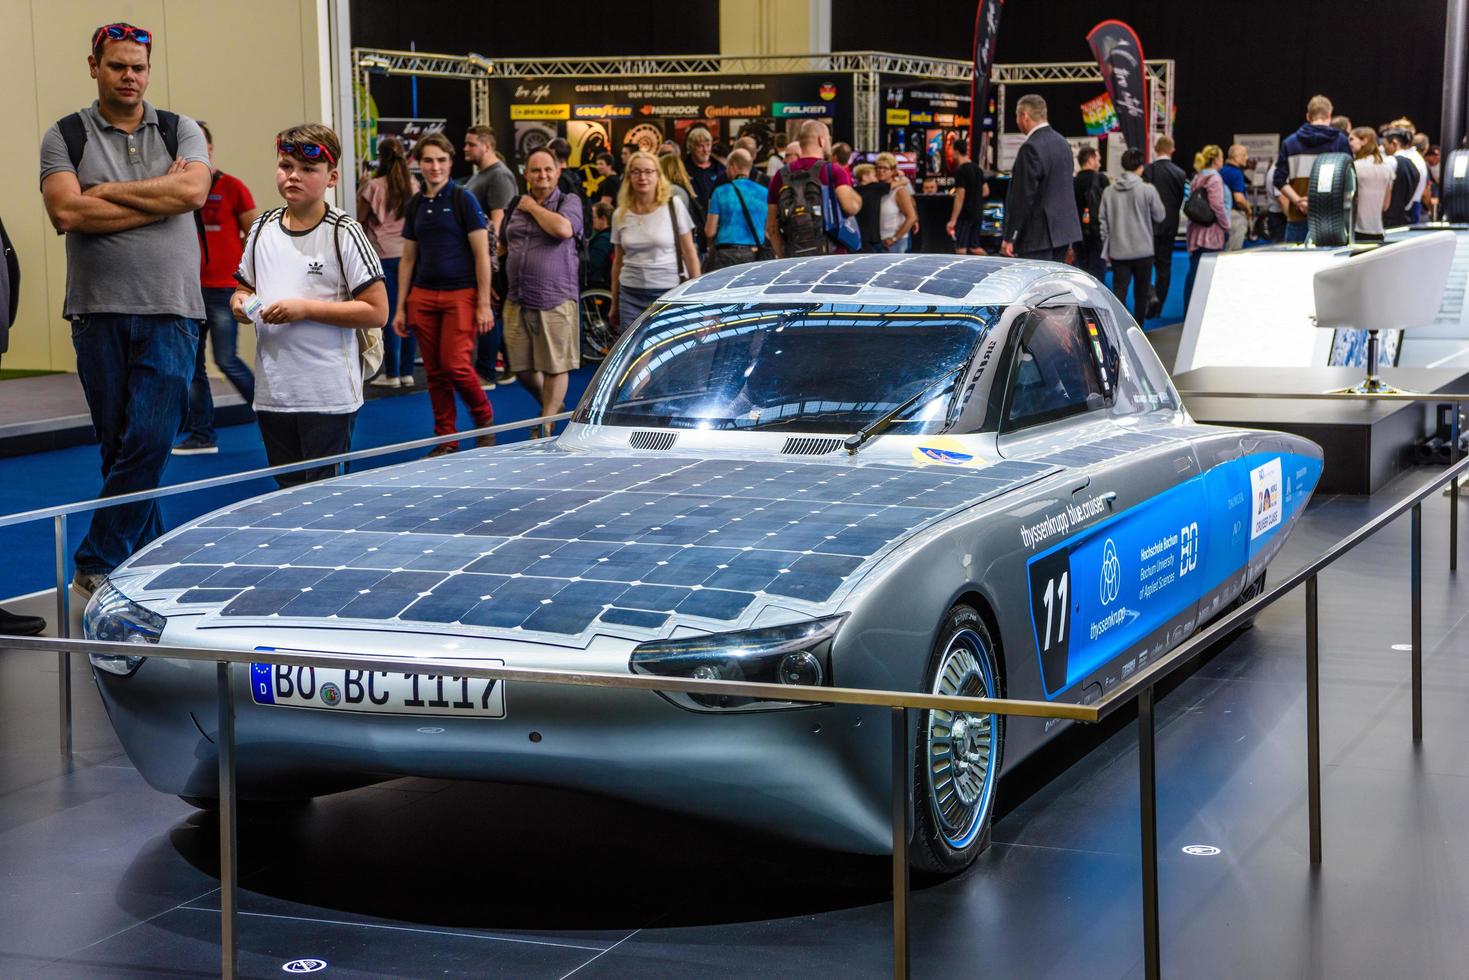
[
  {"xmin": 1183, "ymin": 175, "xmax": 1218, "ymax": 227},
  {"xmin": 668, "ymin": 200, "xmax": 689, "ymax": 281}
]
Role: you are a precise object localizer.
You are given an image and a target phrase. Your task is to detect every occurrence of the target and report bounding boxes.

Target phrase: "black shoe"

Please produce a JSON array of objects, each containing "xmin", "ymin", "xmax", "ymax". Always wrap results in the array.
[
  {"xmin": 172, "ymin": 435, "xmax": 219, "ymax": 455},
  {"xmin": 0, "ymin": 606, "xmax": 46, "ymax": 636}
]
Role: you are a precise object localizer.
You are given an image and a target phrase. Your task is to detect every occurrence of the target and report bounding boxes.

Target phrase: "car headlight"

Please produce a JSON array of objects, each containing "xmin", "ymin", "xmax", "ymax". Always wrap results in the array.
[
  {"xmin": 629, "ymin": 615, "xmax": 844, "ymax": 712},
  {"xmin": 83, "ymin": 579, "xmax": 164, "ymax": 677}
]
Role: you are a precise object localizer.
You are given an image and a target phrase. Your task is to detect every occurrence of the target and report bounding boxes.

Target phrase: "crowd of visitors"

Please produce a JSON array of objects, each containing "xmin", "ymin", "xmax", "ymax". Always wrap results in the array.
[{"xmin": 20, "ymin": 21, "xmax": 1460, "ymax": 628}]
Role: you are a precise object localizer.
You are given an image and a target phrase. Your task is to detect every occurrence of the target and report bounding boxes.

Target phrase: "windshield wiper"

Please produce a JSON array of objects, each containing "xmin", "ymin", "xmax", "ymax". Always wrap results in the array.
[{"xmin": 844, "ymin": 364, "xmax": 969, "ymax": 455}]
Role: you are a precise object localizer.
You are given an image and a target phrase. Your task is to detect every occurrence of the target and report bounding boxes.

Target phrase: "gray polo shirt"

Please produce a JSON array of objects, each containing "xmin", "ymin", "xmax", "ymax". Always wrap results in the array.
[{"xmin": 39, "ymin": 100, "xmax": 209, "ymax": 320}]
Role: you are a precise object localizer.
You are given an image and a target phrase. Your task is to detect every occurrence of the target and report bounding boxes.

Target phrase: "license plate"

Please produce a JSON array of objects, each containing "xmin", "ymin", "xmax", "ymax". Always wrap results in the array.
[{"xmin": 249, "ymin": 659, "xmax": 506, "ymax": 718}]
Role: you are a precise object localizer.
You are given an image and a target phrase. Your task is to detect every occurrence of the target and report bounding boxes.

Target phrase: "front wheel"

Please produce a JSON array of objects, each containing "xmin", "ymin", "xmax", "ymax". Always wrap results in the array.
[{"xmin": 911, "ymin": 605, "xmax": 1004, "ymax": 875}]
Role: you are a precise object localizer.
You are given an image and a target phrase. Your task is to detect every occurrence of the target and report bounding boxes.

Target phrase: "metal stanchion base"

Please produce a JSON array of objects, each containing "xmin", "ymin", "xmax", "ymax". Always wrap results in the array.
[{"xmin": 1325, "ymin": 379, "xmax": 1418, "ymax": 396}]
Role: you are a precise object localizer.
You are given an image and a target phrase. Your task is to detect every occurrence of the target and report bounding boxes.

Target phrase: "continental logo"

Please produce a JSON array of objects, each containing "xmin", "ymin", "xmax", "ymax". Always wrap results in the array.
[
  {"xmin": 510, "ymin": 104, "xmax": 570, "ymax": 121},
  {"xmin": 704, "ymin": 105, "xmax": 764, "ymax": 118},
  {"xmin": 573, "ymin": 104, "xmax": 633, "ymax": 119}
]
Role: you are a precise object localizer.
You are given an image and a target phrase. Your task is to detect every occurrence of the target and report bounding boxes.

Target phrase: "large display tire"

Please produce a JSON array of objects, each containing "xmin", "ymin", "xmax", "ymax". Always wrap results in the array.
[
  {"xmin": 1442, "ymin": 149, "xmax": 1469, "ymax": 223},
  {"xmin": 1307, "ymin": 152, "xmax": 1356, "ymax": 247},
  {"xmin": 911, "ymin": 604, "xmax": 1004, "ymax": 875}
]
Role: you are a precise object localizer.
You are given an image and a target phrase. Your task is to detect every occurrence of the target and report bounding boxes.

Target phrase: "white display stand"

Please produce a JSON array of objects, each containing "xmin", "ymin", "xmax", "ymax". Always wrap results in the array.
[{"xmin": 1173, "ymin": 249, "xmax": 1340, "ymax": 374}]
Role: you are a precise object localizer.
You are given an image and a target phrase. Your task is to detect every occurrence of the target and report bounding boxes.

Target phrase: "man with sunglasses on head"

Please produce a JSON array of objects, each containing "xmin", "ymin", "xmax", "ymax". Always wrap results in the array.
[{"xmin": 40, "ymin": 22, "xmax": 212, "ymax": 599}]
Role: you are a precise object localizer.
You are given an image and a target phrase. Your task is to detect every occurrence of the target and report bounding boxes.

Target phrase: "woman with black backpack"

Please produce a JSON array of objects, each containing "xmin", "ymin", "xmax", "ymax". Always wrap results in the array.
[
  {"xmin": 1183, "ymin": 144, "xmax": 1230, "ymax": 315},
  {"xmin": 610, "ymin": 151, "xmax": 700, "ymax": 331}
]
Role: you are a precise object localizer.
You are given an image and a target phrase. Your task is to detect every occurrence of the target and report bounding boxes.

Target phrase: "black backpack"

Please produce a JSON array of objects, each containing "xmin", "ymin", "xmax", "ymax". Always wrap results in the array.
[
  {"xmin": 1183, "ymin": 176, "xmax": 1217, "ymax": 227},
  {"xmin": 57, "ymin": 109, "xmax": 209, "ymax": 262},
  {"xmin": 777, "ymin": 164, "xmax": 830, "ymax": 256},
  {"xmin": 0, "ymin": 215, "xmax": 18, "ymax": 330}
]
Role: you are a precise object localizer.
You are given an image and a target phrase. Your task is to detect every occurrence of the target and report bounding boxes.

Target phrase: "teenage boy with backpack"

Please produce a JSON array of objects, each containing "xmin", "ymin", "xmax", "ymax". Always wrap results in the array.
[
  {"xmin": 231, "ymin": 124, "xmax": 387, "ymax": 487},
  {"xmin": 765, "ymin": 119, "xmax": 861, "ymax": 257}
]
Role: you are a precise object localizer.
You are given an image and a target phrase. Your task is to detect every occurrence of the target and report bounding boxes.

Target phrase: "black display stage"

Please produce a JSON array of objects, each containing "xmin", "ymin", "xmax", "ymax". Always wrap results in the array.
[
  {"xmin": 1, "ymin": 469, "xmax": 1465, "ymax": 977},
  {"xmin": 1175, "ymin": 366, "xmax": 1469, "ymax": 494}
]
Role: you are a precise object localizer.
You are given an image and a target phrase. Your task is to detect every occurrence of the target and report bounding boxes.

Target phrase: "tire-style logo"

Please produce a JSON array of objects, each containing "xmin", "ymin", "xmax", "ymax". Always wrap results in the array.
[
  {"xmin": 319, "ymin": 683, "xmax": 341, "ymax": 707},
  {"xmin": 1099, "ymin": 538, "xmax": 1121, "ymax": 606}
]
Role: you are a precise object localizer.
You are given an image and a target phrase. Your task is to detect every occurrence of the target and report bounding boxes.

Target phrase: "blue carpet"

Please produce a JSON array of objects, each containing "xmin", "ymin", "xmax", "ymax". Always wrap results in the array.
[{"xmin": 0, "ymin": 369, "xmax": 596, "ymax": 599}]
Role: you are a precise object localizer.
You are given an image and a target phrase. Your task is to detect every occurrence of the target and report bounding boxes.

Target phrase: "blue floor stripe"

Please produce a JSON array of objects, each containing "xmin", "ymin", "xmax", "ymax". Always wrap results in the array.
[{"xmin": 0, "ymin": 369, "xmax": 597, "ymax": 599}]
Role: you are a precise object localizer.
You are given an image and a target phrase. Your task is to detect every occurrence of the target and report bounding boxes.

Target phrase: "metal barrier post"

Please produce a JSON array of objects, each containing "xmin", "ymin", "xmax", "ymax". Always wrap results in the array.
[
  {"xmin": 1305, "ymin": 574, "xmax": 1322, "ymax": 864},
  {"xmin": 1138, "ymin": 684, "xmax": 1160, "ymax": 980},
  {"xmin": 890, "ymin": 706, "xmax": 909, "ymax": 980},
  {"xmin": 1451, "ymin": 400, "xmax": 1460, "ymax": 573},
  {"xmin": 217, "ymin": 662, "xmax": 238, "ymax": 980},
  {"xmin": 1411, "ymin": 503, "xmax": 1423, "ymax": 744},
  {"xmin": 54, "ymin": 514, "xmax": 71, "ymax": 758}
]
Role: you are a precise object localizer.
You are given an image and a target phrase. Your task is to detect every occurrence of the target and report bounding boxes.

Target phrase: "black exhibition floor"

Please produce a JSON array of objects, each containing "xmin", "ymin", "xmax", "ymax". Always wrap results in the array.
[{"xmin": 2, "ymin": 468, "xmax": 1466, "ymax": 978}]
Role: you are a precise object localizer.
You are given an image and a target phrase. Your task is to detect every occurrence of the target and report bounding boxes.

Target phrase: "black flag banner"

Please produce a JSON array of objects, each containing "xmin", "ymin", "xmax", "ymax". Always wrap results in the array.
[
  {"xmin": 969, "ymin": 0, "xmax": 1004, "ymax": 148},
  {"xmin": 1085, "ymin": 20, "xmax": 1149, "ymax": 160}
]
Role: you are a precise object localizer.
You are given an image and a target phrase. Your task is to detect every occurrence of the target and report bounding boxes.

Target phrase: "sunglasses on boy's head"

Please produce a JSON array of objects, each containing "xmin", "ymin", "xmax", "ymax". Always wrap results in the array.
[
  {"xmin": 92, "ymin": 24, "xmax": 152, "ymax": 51},
  {"xmin": 276, "ymin": 139, "xmax": 337, "ymax": 165}
]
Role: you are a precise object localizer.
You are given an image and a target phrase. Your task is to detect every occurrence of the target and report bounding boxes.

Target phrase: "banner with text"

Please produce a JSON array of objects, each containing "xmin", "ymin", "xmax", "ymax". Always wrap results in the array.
[
  {"xmin": 970, "ymin": 0, "xmax": 1004, "ymax": 150},
  {"xmin": 1085, "ymin": 20, "xmax": 1150, "ymax": 161}
]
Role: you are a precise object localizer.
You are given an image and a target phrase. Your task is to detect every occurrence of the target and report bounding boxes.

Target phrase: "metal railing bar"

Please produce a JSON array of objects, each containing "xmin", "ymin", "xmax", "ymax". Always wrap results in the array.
[
  {"xmin": 0, "ymin": 634, "xmax": 1099, "ymax": 722},
  {"xmin": 1305, "ymin": 575, "xmax": 1322, "ymax": 864},
  {"xmin": 1412, "ymin": 503, "xmax": 1423, "ymax": 743},
  {"xmin": 1092, "ymin": 454, "xmax": 1469, "ymax": 718},
  {"xmin": 53, "ymin": 514, "xmax": 70, "ymax": 759},
  {"xmin": 0, "ymin": 412, "xmax": 572, "ymax": 531},
  {"xmin": 890, "ymin": 706, "xmax": 910, "ymax": 980},
  {"xmin": 1174, "ymin": 390, "xmax": 1469, "ymax": 402}
]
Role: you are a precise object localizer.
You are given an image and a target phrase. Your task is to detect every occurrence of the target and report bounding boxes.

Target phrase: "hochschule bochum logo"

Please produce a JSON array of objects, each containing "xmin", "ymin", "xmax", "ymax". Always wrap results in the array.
[{"xmin": 1099, "ymin": 538, "xmax": 1121, "ymax": 606}]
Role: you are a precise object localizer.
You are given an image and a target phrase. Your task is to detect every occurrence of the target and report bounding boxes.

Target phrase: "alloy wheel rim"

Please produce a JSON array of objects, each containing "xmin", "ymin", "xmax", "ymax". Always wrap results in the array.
[{"xmin": 925, "ymin": 628, "xmax": 997, "ymax": 849}]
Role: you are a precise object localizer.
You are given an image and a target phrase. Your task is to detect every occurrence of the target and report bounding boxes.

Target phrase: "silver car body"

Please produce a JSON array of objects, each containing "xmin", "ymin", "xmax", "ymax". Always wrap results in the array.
[{"xmin": 90, "ymin": 255, "xmax": 1322, "ymax": 854}]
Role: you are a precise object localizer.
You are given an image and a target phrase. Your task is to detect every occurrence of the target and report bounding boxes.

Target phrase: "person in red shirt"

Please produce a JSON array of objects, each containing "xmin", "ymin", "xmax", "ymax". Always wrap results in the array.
[{"xmin": 174, "ymin": 122, "xmax": 257, "ymax": 454}]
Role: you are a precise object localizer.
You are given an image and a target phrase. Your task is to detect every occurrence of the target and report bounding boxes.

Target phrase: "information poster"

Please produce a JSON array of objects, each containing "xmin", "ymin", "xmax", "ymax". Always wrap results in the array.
[{"xmin": 879, "ymin": 80, "xmax": 974, "ymax": 185}]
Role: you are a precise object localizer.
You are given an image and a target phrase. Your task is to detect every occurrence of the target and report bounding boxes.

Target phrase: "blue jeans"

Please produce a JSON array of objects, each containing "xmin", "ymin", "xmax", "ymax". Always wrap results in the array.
[
  {"xmin": 379, "ymin": 258, "xmax": 420, "ymax": 378},
  {"xmin": 1284, "ymin": 221, "xmax": 1308, "ymax": 243},
  {"xmin": 72, "ymin": 313, "xmax": 197, "ymax": 575},
  {"xmin": 474, "ymin": 300, "xmax": 504, "ymax": 380},
  {"xmin": 184, "ymin": 287, "xmax": 256, "ymax": 441},
  {"xmin": 1184, "ymin": 247, "xmax": 1220, "ymax": 316}
]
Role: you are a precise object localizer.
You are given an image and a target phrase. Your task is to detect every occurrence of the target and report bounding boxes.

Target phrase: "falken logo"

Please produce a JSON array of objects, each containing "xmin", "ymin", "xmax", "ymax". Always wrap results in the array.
[
  {"xmin": 917, "ymin": 447, "xmax": 973, "ymax": 464},
  {"xmin": 1099, "ymin": 538, "xmax": 1121, "ymax": 606},
  {"xmin": 306, "ymin": 260, "xmax": 325, "ymax": 276}
]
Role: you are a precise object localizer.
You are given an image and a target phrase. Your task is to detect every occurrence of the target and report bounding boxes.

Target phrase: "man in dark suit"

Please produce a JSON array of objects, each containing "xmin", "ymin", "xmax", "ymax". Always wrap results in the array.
[
  {"xmin": 1001, "ymin": 94, "xmax": 1082, "ymax": 261},
  {"xmin": 1143, "ymin": 134, "xmax": 1187, "ymax": 318}
]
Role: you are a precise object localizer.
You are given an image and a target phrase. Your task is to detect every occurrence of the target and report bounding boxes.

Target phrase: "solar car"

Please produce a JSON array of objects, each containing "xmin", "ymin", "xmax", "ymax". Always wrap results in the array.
[{"xmin": 85, "ymin": 255, "xmax": 1321, "ymax": 872}]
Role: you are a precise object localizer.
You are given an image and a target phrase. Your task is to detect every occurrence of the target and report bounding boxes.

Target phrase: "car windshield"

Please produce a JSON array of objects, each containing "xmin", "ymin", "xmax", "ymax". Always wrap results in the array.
[{"xmin": 579, "ymin": 302, "xmax": 1001, "ymax": 433}]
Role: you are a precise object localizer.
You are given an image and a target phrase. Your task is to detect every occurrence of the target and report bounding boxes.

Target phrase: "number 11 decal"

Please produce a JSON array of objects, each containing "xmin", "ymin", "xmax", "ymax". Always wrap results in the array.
[{"xmin": 1029, "ymin": 548, "xmax": 1073, "ymax": 694}]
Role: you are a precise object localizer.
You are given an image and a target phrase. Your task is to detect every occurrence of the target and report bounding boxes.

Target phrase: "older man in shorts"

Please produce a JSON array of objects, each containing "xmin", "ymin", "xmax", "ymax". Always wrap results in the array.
[{"xmin": 501, "ymin": 147, "xmax": 582, "ymax": 436}]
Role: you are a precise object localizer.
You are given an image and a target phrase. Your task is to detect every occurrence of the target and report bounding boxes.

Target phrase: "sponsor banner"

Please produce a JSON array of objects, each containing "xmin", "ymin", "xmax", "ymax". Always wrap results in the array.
[
  {"xmin": 371, "ymin": 117, "xmax": 446, "ymax": 165},
  {"xmin": 773, "ymin": 101, "xmax": 832, "ymax": 118},
  {"xmin": 573, "ymin": 104, "xmax": 633, "ymax": 119},
  {"xmin": 886, "ymin": 108, "xmax": 910, "ymax": 126},
  {"xmin": 510, "ymin": 103, "xmax": 571, "ymax": 121},
  {"xmin": 970, "ymin": 0, "xmax": 1004, "ymax": 148},
  {"xmin": 1086, "ymin": 19, "xmax": 1150, "ymax": 161},
  {"xmin": 491, "ymin": 73, "xmax": 854, "ymax": 166}
]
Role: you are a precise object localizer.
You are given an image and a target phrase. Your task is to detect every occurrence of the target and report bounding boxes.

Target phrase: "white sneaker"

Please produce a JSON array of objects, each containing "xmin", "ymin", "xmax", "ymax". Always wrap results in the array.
[
  {"xmin": 369, "ymin": 375, "xmax": 400, "ymax": 388},
  {"xmin": 399, "ymin": 375, "xmax": 415, "ymax": 387}
]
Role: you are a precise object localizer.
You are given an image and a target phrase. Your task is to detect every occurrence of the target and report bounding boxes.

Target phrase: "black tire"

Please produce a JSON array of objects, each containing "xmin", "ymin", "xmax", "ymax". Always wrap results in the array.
[
  {"xmin": 910, "ymin": 605, "xmax": 1005, "ymax": 875},
  {"xmin": 1443, "ymin": 149, "xmax": 1469, "ymax": 223},
  {"xmin": 1307, "ymin": 152, "xmax": 1356, "ymax": 247},
  {"xmin": 580, "ymin": 288, "xmax": 615, "ymax": 364},
  {"xmin": 178, "ymin": 795, "xmax": 311, "ymax": 812}
]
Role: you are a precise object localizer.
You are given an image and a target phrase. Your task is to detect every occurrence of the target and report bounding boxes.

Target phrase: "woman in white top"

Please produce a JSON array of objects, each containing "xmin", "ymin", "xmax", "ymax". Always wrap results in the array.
[
  {"xmin": 874, "ymin": 152, "xmax": 919, "ymax": 253},
  {"xmin": 611, "ymin": 151, "xmax": 701, "ymax": 331},
  {"xmin": 1350, "ymin": 126, "xmax": 1395, "ymax": 241}
]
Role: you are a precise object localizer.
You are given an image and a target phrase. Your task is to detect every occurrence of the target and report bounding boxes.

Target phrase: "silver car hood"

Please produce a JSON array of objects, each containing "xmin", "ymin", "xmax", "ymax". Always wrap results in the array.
[{"xmin": 111, "ymin": 439, "xmax": 1058, "ymax": 648}]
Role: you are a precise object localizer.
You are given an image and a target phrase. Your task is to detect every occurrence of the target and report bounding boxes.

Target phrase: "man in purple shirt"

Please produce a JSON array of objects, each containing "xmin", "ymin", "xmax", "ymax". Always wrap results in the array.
[{"xmin": 503, "ymin": 147, "xmax": 582, "ymax": 435}]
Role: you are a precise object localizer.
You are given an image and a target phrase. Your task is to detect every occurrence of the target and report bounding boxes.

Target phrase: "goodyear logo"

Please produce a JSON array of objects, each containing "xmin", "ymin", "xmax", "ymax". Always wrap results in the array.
[
  {"xmin": 773, "ymin": 102, "xmax": 832, "ymax": 118},
  {"xmin": 573, "ymin": 104, "xmax": 633, "ymax": 119},
  {"xmin": 911, "ymin": 111, "xmax": 933, "ymax": 124},
  {"xmin": 510, "ymin": 104, "xmax": 571, "ymax": 121}
]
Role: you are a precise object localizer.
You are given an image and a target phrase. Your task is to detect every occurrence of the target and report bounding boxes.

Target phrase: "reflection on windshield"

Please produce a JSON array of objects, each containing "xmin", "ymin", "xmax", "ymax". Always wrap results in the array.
[{"xmin": 581, "ymin": 303, "xmax": 1000, "ymax": 434}]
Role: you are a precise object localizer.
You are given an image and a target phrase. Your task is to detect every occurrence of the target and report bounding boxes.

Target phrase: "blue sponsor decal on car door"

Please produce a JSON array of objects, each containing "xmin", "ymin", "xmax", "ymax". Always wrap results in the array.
[{"xmin": 1027, "ymin": 452, "xmax": 1321, "ymax": 699}]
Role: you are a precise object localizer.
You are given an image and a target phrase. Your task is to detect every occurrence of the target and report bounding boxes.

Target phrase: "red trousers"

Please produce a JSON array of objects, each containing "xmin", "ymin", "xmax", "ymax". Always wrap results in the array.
[{"xmin": 406, "ymin": 287, "xmax": 493, "ymax": 435}]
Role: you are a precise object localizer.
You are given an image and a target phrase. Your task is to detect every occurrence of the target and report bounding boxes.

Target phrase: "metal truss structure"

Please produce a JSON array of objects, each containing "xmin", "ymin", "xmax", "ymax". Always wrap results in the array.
[{"xmin": 352, "ymin": 48, "xmax": 1174, "ymax": 160}]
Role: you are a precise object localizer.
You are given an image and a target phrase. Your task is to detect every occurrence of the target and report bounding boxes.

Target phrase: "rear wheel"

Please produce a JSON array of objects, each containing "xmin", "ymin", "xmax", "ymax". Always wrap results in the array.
[
  {"xmin": 580, "ymin": 289, "xmax": 615, "ymax": 364},
  {"xmin": 911, "ymin": 605, "xmax": 1004, "ymax": 875}
]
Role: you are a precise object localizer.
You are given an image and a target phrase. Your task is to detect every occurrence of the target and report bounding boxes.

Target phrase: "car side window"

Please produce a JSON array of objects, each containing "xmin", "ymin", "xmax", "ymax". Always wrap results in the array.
[{"xmin": 1002, "ymin": 306, "xmax": 1111, "ymax": 431}]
